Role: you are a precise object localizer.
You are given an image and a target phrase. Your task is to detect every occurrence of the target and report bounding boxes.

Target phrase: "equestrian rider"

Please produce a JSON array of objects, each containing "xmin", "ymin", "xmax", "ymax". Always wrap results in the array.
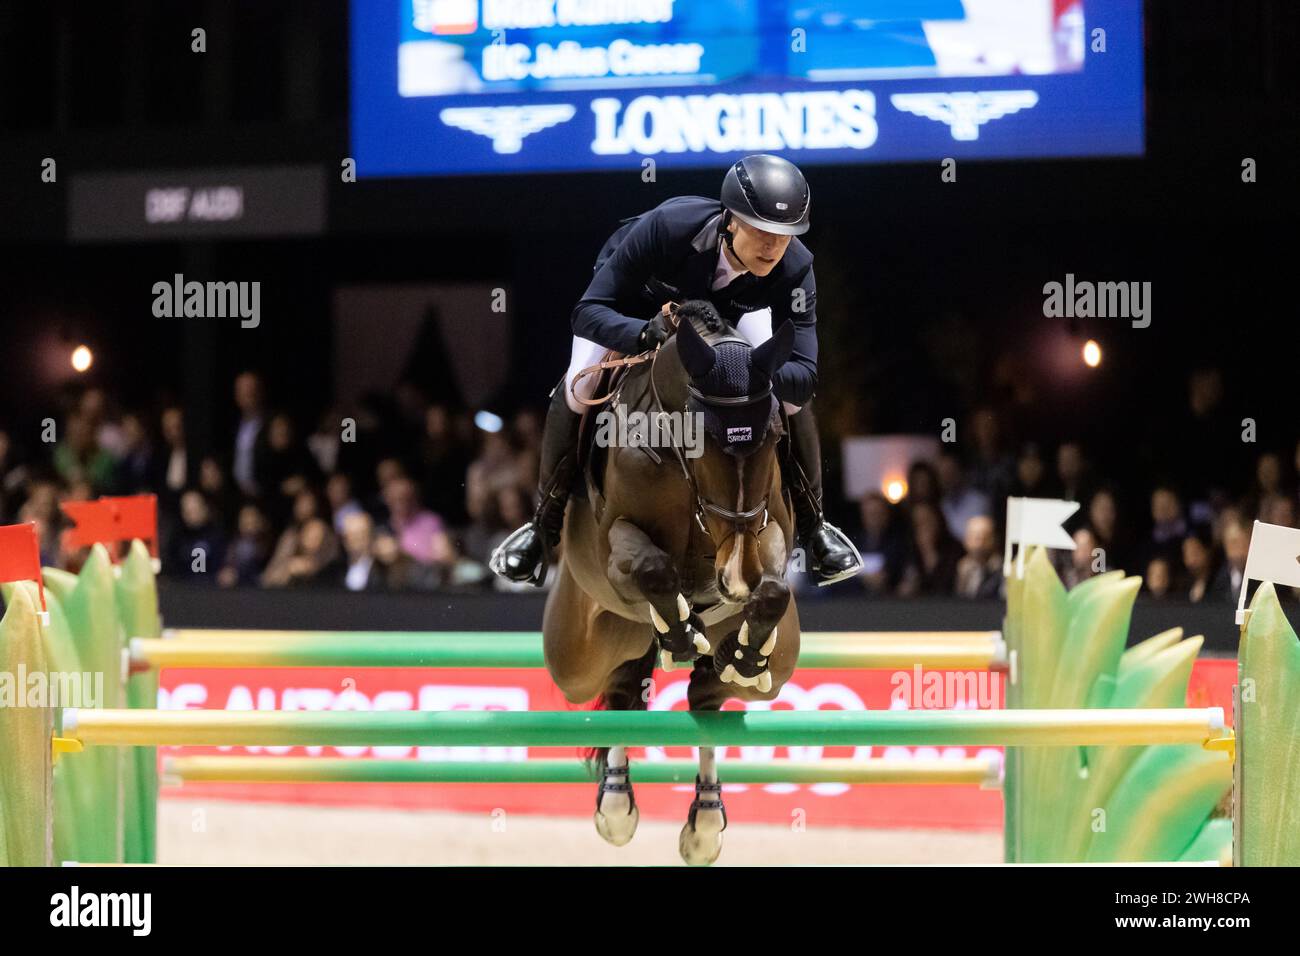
[{"xmin": 490, "ymin": 153, "xmax": 863, "ymax": 587}]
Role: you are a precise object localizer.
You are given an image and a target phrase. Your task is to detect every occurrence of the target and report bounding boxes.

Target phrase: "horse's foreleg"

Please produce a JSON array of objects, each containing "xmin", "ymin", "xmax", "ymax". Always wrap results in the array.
[
  {"xmin": 716, "ymin": 523, "xmax": 792, "ymax": 692},
  {"xmin": 678, "ymin": 660, "xmax": 729, "ymax": 866},
  {"xmin": 592, "ymin": 644, "xmax": 655, "ymax": 847},
  {"xmin": 606, "ymin": 517, "xmax": 710, "ymax": 664}
]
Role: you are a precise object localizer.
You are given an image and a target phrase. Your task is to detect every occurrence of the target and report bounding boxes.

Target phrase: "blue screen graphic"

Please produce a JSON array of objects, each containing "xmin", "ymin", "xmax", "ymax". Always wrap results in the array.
[{"xmin": 351, "ymin": 0, "xmax": 1143, "ymax": 177}]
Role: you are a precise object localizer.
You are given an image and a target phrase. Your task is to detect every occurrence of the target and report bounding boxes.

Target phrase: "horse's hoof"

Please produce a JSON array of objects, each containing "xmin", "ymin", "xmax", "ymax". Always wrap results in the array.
[
  {"xmin": 714, "ymin": 623, "xmax": 774, "ymax": 687},
  {"xmin": 679, "ymin": 812, "xmax": 725, "ymax": 866},
  {"xmin": 595, "ymin": 765, "xmax": 638, "ymax": 846},
  {"xmin": 594, "ymin": 804, "xmax": 639, "ymax": 846}
]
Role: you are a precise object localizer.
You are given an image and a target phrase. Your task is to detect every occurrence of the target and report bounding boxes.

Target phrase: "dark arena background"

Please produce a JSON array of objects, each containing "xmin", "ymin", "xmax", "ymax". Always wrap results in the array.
[{"xmin": 0, "ymin": 0, "xmax": 1298, "ymax": 911}]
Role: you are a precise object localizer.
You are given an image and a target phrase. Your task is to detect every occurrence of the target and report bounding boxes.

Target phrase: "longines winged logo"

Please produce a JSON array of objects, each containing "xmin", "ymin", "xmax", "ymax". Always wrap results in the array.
[
  {"xmin": 890, "ymin": 91, "xmax": 1039, "ymax": 141},
  {"xmin": 439, "ymin": 105, "xmax": 577, "ymax": 154}
]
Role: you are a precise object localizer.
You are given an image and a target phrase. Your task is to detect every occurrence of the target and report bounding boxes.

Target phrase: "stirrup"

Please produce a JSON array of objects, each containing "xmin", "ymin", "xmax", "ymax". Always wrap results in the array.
[
  {"xmin": 488, "ymin": 523, "xmax": 547, "ymax": 586},
  {"xmin": 810, "ymin": 521, "xmax": 864, "ymax": 587}
]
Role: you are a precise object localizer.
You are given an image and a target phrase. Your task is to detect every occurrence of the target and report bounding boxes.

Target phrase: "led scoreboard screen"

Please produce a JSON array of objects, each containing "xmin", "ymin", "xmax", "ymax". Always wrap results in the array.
[{"xmin": 350, "ymin": 0, "xmax": 1143, "ymax": 177}]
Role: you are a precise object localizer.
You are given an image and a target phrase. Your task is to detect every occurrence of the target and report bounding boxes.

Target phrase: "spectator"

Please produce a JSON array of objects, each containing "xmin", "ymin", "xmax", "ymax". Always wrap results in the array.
[
  {"xmin": 465, "ymin": 430, "xmax": 524, "ymax": 524},
  {"xmin": 261, "ymin": 488, "xmax": 339, "ymax": 588},
  {"xmin": 158, "ymin": 406, "xmax": 193, "ymax": 501},
  {"xmin": 1009, "ymin": 442, "xmax": 1049, "ymax": 498},
  {"xmin": 1260, "ymin": 493, "xmax": 1297, "ymax": 528},
  {"xmin": 1086, "ymin": 487, "xmax": 1133, "ymax": 573},
  {"xmin": 373, "ymin": 528, "xmax": 437, "ymax": 591},
  {"xmin": 967, "ymin": 407, "xmax": 1013, "ymax": 501},
  {"xmin": 80, "ymin": 388, "xmax": 127, "ymax": 460},
  {"xmin": 307, "ymin": 406, "xmax": 344, "ymax": 475},
  {"xmin": 1166, "ymin": 368, "xmax": 1232, "ymax": 519},
  {"xmin": 218, "ymin": 503, "xmax": 273, "ymax": 588},
  {"xmin": 338, "ymin": 510, "xmax": 384, "ymax": 592},
  {"xmin": 1060, "ymin": 526, "xmax": 1100, "ymax": 588},
  {"xmin": 462, "ymin": 484, "xmax": 530, "ymax": 565},
  {"xmin": 232, "ymin": 371, "xmax": 267, "ymax": 497},
  {"xmin": 855, "ymin": 493, "xmax": 906, "ymax": 596},
  {"xmin": 325, "ymin": 472, "xmax": 365, "ymax": 535},
  {"xmin": 1209, "ymin": 517, "xmax": 1251, "ymax": 603},
  {"xmin": 198, "ymin": 455, "xmax": 240, "ymax": 530},
  {"xmin": 257, "ymin": 412, "xmax": 321, "ymax": 525},
  {"xmin": 53, "ymin": 412, "xmax": 115, "ymax": 493},
  {"xmin": 510, "ymin": 408, "xmax": 543, "ymax": 492},
  {"xmin": 419, "ymin": 404, "xmax": 473, "ymax": 528},
  {"xmin": 936, "ymin": 450, "xmax": 990, "ymax": 539},
  {"xmin": 905, "ymin": 461, "xmax": 940, "ymax": 506},
  {"xmin": 897, "ymin": 501, "xmax": 962, "ymax": 597},
  {"xmin": 1056, "ymin": 441, "xmax": 1091, "ymax": 503},
  {"xmin": 1144, "ymin": 557, "xmax": 1173, "ymax": 599},
  {"xmin": 1246, "ymin": 452, "xmax": 1287, "ymax": 520},
  {"xmin": 382, "ymin": 476, "xmax": 456, "ymax": 567},
  {"xmin": 169, "ymin": 489, "xmax": 228, "ymax": 583},
  {"xmin": 954, "ymin": 514, "xmax": 1002, "ymax": 599},
  {"xmin": 1181, "ymin": 526, "xmax": 1217, "ymax": 603},
  {"xmin": 111, "ymin": 413, "xmax": 154, "ymax": 495},
  {"xmin": 1148, "ymin": 485, "xmax": 1187, "ymax": 562}
]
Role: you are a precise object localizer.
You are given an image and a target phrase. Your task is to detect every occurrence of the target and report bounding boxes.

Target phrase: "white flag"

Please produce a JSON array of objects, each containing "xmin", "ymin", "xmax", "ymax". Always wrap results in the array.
[
  {"xmin": 1004, "ymin": 497, "xmax": 1080, "ymax": 577},
  {"xmin": 1237, "ymin": 520, "xmax": 1300, "ymax": 624}
]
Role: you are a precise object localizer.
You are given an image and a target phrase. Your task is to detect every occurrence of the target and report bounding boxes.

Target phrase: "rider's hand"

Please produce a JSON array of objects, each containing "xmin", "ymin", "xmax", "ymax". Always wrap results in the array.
[{"xmin": 638, "ymin": 303, "xmax": 674, "ymax": 351}]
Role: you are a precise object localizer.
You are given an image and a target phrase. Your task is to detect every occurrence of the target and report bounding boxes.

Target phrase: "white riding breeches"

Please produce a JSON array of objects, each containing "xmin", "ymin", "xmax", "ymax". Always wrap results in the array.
[{"xmin": 561, "ymin": 307, "xmax": 801, "ymax": 416}]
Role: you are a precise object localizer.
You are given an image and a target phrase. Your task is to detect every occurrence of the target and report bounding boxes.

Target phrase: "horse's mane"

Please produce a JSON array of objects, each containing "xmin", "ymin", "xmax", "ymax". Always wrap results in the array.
[{"xmin": 675, "ymin": 299, "xmax": 731, "ymax": 340}]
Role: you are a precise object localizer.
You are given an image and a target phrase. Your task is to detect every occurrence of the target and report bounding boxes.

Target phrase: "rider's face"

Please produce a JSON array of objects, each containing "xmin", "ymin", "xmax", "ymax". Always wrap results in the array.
[{"xmin": 727, "ymin": 219, "xmax": 791, "ymax": 276}]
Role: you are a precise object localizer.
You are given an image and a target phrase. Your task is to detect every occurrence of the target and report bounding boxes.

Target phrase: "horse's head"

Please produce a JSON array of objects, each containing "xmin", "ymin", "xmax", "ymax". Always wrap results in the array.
[{"xmin": 671, "ymin": 300, "xmax": 795, "ymax": 602}]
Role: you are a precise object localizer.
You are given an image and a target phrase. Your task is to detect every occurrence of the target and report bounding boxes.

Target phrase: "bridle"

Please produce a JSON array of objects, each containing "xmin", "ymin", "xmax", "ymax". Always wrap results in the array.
[{"xmin": 649, "ymin": 317, "xmax": 773, "ymax": 548}]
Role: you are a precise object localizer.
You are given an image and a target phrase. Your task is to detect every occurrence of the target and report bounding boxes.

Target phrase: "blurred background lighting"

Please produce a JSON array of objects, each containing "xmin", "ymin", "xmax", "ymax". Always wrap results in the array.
[{"xmin": 1082, "ymin": 339, "xmax": 1102, "ymax": 368}]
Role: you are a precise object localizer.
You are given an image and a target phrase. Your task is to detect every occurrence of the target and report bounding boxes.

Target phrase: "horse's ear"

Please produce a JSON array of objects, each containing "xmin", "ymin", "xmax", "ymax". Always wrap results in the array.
[
  {"xmin": 751, "ymin": 320, "xmax": 796, "ymax": 380},
  {"xmin": 675, "ymin": 313, "xmax": 717, "ymax": 379}
]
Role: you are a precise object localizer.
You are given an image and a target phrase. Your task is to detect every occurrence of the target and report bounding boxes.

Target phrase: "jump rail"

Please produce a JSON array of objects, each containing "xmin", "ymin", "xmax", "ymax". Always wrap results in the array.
[
  {"xmin": 130, "ymin": 629, "xmax": 1008, "ymax": 671},
  {"xmin": 164, "ymin": 755, "xmax": 1003, "ymax": 787},
  {"xmin": 64, "ymin": 707, "xmax": 1226, "ymax": 749}
]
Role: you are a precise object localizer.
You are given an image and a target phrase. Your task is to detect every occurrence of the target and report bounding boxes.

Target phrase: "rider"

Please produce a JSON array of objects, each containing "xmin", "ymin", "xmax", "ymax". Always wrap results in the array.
[{"xmin": 490, "ymin": 154, "xmax": 862, "ymax": 587}]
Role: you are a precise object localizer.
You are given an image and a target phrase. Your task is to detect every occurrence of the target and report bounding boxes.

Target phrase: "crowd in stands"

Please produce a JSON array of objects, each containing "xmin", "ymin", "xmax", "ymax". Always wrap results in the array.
[{"xmin": 0, "ymin": 368, "xmax": 1291, "ymax": 604}]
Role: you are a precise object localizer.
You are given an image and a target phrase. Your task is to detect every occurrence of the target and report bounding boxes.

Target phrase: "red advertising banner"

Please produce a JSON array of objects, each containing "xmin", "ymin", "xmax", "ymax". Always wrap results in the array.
[{"xmin": 158, "ymin": 659, "xmax": 1235, "ymax": 831}]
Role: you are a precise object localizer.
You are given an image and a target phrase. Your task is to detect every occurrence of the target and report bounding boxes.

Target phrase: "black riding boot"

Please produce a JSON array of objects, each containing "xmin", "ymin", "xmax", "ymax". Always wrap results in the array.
[
  {"xmin": 785, "ymin": 403, "xmax": 863, "ymax": 586},
  {"xmin": 489, "ymin": 380, "xmax": 582, "ymax": 586}
]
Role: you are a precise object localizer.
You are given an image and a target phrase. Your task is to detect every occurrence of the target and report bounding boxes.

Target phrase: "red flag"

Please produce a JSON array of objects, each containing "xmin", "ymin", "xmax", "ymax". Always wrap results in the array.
[
  {"xmin": 0, "ymin": 522, "xmax": 47, "ymax": 613},
  {"xmin": 60, "ymin": 495, "xmax": 159, "ymax": 560}
]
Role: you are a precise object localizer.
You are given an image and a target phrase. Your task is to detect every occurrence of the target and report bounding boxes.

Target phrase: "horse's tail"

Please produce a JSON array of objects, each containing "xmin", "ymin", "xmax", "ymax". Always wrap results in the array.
[{"xmin": 583, "ymin": 641, "xmax": 658, "ymax": 772}]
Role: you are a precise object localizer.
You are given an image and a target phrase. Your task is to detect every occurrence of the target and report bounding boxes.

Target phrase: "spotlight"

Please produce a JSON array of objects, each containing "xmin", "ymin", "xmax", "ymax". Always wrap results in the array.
[
  {"xmin": 71, "ymin": 345, "xmax": 93, "ymax": 373},
  {"xmin": 883, "ymin": 478, "xmax": 907, "ymax": 503},
  {"xmin": 474, "ymin": 410, "xmax": 504, "ymax": 433},
  {"xmin": 1082, "ymin": 339, "xmax": 1102, "ymax": 368}
]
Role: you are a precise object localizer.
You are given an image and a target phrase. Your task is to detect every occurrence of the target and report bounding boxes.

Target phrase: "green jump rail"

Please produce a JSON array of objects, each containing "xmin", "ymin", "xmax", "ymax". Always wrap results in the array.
[{"xmin": 64, "ymin": 706, "xmax": 1227, "ymax": 749}]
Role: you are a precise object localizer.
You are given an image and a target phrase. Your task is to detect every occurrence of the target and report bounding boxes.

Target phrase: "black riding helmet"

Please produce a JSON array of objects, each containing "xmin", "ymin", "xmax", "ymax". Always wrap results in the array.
[{"xmin": 719, "ymin": 154, "xmax": 811, "ymax": 237}]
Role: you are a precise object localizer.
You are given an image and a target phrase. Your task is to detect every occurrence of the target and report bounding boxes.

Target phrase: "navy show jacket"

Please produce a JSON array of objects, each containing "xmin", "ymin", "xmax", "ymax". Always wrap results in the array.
[{"xmin": 571, "ymin": 195, "xmax": 819, "ymax": 407}]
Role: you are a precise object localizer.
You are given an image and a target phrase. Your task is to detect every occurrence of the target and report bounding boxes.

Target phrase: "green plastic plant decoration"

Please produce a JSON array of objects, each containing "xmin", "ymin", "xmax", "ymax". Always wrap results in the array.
[
  {"xmin": 1236, "ymin": 582, "xmax": 1300, "ymax": 866},
  {"xmin": 114, "ymin": 540, "xmax": 160, "ymax": 865},
  {"xmin": 41, "ymin": 545, "xmax": 125, "ymax": 864},
  {"xmin": 0, "ymin": 583, "xmax": 54, "ymax": 866},
  {"xmin": 1005, "ymin": 548, "xmax": 1231, "ymax": 863}
]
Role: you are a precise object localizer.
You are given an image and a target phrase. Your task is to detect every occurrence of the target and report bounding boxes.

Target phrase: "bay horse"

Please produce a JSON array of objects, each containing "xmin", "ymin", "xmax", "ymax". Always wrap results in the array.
[{"xmin": 542, "ymin": 300, "xmax": 801, "ymax": 865}]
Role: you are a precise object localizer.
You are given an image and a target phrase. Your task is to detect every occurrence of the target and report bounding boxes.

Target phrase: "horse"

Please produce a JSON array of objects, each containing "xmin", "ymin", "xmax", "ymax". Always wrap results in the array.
[{"xmin": 542, "ymin": 300, "xmax": 802, "ymax": 865}]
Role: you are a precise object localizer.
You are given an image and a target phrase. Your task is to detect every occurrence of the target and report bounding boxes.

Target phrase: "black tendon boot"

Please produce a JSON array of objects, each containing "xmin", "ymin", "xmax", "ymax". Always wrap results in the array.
[
  {"xmin": 490, "ymin": 380, "xmax": 582, "ymax": 585},
  {"xmin": 785, "ymin": 403, "xmax": 863, "ymax": 586}
]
